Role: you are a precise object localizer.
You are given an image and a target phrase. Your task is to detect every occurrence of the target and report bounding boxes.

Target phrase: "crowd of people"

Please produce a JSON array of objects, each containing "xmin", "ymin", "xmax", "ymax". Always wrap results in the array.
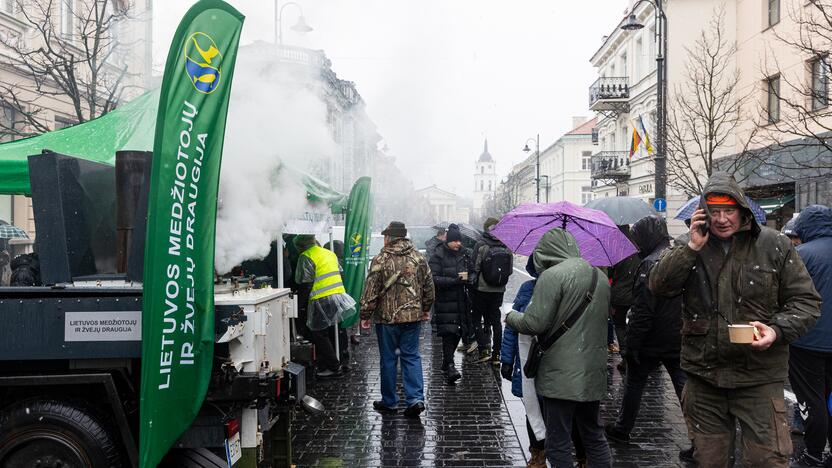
[{"xmin": 308, "ymin": 171, "xmax": 832, "ymax": 468}]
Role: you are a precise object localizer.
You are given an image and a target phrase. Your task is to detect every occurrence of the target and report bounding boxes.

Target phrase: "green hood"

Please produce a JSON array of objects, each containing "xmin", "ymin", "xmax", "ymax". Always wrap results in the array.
[
  {"xmin": 700, "ymin": 171, "xmax": 759, "ymax": 233},
  {"xmin": 533, "ymin": 228, "xmax": 581, "ymax": 275}
]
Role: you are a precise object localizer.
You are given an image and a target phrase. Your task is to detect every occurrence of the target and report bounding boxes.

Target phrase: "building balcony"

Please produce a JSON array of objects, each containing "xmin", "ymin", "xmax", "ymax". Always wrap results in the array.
[
  {"xmin": 588, "ymin": 77, "xmax": 630, "ymax": 112},
  {"xmin": 591, "ymin": 151, "xmax": 630, "ymax": 181}
]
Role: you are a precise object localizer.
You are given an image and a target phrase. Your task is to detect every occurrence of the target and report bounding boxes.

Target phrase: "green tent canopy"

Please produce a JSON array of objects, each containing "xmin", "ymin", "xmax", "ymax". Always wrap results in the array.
[
  {"xmin": 0, "ymin": 88, "xmax": 160, "ymax": 195},
  {"xmin": 285, "ymin": 165, "xmax": 348, "ymax": 214},
  {"xmin": 0, "ymin": 89, "xmax": 348, "ymax": 211}
]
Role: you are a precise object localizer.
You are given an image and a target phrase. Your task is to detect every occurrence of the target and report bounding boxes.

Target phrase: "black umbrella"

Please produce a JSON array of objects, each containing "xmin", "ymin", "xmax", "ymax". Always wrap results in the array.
[
  {"xmin": 584, "ymin": 197, "xmax": 657, "ymax": 226},
  {"xmin": 431, "ymin": 222, "xmax": 484, "ymax": 243}
]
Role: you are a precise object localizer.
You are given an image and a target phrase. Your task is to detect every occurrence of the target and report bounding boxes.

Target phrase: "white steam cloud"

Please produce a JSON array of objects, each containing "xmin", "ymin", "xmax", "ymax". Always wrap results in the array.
[{"xmin": 214, "ymin": 46, "xmax": 337, "ymax": 274}]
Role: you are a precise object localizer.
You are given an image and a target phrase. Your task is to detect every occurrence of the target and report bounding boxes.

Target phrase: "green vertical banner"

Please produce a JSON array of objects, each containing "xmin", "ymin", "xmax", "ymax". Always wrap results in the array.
[
  {"xmin": 139, "ymin": 1, "xmax": 243, "ymax": 466},
  {"xmin": 341, "ymin": 177, "xmax": 373, "ymax": 327}
]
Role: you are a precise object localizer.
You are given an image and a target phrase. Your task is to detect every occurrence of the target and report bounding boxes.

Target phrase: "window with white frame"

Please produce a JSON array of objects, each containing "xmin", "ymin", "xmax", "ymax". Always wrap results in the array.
[
  {"xmin": 61, "ymin": 0, "xmax": 74, "ymax": 38},
  {"xmin": 54, "ymin": 116, "xmax": 74, "ymax": 130},
  {"xmin": 767, "ymin": 75, "xmax": 781, "ymax": 124},
  {"xmin": 620, "ymin": 126, "xmax": 628, "ymax": 151},
  {"xmin": 581, "ymin": 186, "xmax": 593, "ymax": 205},
  {"xmin": 582, "ymin": 151, "xmax": 592, "ymax": 171},
  {"xmin": 0, "ymin": 105, "xmax": 13, "ymax": 142},
  {"xmin": 768, "ymin": 0, "xmax": 780, "ymax": 28},
  {"xmin": 635, "ymin": 38, "xmax": 643, "ymax": 80},
  {"xmin": 621, "ymin": 52, "xmax": 628, "ymax": 78},
  {"xmin": 649, "ymin": 26, "xmax": 657, "ymax": 71},
  {"xmin": 0, "ymin": 194, "xmax": 11, "ymax": 224},
  {"xmin": 811, "ymin": 57, "xmax": 828, "ymax": 111}
]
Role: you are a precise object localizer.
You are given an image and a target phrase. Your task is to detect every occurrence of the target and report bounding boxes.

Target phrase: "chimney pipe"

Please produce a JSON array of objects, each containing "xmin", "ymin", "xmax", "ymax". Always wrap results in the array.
[{"xmin": 115, "ymin": 151, "xmax": 152, "ymax": 274}]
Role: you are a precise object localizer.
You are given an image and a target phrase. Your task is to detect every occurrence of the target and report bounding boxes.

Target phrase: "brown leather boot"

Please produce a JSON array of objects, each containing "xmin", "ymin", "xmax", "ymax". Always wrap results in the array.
[{"xmin": 527, "ymin": 447, "xmax": 546, "ymax": 468}]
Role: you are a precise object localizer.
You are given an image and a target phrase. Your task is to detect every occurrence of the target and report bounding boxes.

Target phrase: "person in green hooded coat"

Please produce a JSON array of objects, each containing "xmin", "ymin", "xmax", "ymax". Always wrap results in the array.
[{"xmin": 505, "ymin": 228, "xmax": 611, "ymax": 468}]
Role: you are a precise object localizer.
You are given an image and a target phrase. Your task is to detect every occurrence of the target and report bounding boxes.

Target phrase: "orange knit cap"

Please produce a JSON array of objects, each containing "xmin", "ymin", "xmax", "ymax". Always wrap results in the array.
[{"xmin": 706, "ymin": 194, "xmax": 738, "ymax": 206}]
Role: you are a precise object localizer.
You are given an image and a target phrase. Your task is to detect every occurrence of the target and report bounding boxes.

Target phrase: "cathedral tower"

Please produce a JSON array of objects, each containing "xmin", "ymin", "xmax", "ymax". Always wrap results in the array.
[{"xmin": 473, "ymin": 139, "xmax": 497, "ymax": 221}]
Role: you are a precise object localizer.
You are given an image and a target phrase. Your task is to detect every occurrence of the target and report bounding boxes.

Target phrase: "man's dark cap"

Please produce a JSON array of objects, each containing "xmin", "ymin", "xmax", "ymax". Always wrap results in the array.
[{"xmin": 381, "ymin": 221, "xmax": 407, "ymax": 238}]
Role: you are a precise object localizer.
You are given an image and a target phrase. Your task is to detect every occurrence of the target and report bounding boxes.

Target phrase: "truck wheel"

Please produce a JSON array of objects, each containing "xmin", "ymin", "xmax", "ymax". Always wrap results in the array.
[{"xmin": 0, "ymin": 399, "xmax": 124, "ymax": 468}]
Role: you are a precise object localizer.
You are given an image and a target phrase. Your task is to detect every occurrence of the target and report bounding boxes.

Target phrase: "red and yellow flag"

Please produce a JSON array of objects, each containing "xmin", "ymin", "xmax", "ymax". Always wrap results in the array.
[{"xmin": 630, "ymin": 125, "xmax": 642, "ymax": 159}]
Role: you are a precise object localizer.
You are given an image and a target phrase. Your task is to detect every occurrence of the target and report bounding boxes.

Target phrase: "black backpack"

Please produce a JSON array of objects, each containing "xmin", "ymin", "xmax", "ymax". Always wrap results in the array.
[{"xmin": 481, "ymin": 245, "xmax": 512, "ymax": 286}]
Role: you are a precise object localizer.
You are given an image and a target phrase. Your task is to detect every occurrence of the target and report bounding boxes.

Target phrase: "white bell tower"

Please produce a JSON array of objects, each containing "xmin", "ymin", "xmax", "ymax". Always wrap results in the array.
[{"xmin": 473, "ymin": 139, "xmax": 497, "ymax": 220}]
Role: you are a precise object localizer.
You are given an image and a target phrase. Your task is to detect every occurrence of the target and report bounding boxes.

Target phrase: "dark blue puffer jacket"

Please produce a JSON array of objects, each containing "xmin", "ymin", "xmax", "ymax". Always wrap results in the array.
[
  {"xmin": 794, "ymin": 205, "xmax": 832, "ymax": 352},
  {"xmin": 501, "ymin": 258, "xmax": 537, "ymax": 397}
]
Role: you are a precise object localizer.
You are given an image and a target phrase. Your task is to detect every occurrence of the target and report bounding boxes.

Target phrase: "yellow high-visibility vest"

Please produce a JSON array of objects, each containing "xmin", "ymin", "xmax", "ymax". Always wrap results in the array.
[{"xmin": 301, "ymin": 245, "xmax": 346, "ymax": 301}]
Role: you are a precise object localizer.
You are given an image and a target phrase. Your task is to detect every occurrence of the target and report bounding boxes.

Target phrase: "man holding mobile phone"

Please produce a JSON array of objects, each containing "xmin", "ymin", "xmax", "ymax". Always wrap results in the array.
[{"xmin": 650, "ymin": 172, "xmax": 821, "ymax": 467}]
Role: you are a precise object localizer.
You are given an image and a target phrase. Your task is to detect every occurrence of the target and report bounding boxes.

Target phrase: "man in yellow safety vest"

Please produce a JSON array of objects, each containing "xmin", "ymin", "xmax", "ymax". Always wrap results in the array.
[{"xmin": 294, "ymin": 235, "xmax": 356, "ymax": 379}]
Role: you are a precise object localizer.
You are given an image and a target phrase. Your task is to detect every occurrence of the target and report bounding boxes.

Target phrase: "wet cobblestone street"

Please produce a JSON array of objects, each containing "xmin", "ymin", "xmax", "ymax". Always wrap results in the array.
[
  {"xmin": 291, "ymin": 323, "xmax": 699, "ymax": 467},
  {"xmin": 291, "ymin": 263, "xmax": 805, "ymax": 467}
]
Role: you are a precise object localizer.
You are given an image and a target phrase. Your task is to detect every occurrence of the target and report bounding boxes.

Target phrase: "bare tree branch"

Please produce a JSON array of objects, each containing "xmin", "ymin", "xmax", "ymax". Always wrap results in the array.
[
  {"xmin": 665, "ymin": 7, "xmax": 761, "ymax": 197},
  {"xmin": 0, "ymin": 0, "xmax": 137, "ymax": 140}
]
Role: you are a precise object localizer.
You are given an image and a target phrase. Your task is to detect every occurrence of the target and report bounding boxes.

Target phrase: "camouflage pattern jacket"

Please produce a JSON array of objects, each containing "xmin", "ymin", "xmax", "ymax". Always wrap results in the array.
[{"xmin": 360, "ymin": 238, "xmax": 435, "ymax": 324}]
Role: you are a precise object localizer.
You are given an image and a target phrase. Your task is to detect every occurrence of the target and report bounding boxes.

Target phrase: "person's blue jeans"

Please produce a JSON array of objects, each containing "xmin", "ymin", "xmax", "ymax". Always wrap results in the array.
[{"xmin": 376, "ymin": 322, "xmax": 424, "ymax": 408}]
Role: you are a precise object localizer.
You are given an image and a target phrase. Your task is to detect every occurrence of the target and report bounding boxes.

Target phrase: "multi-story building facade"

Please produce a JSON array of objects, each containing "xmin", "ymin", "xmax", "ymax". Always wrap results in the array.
[
  {"xmin": 589, "ymin": 0, "xmax": 659, "ymax": 207},
  {"xmin": 538, "ymin": 117, "xmax": 598, "ymax": 205},
  {"xmin": 472, "ymin": 139, "xmax": 497, "ymax": 222},
  {"xmin": 667, "ymin": 0, "xmax": 832, "ymax": 227},
  {"xmin": 0, "ymin": 0, "xmax": 152, "ymax": 236}
]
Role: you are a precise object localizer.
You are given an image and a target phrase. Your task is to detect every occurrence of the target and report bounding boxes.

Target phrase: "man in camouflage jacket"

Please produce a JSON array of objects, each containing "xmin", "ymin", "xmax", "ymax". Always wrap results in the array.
[{"xmin": 360, "ymin": 221, "xmax": 435, "ymax": 418}]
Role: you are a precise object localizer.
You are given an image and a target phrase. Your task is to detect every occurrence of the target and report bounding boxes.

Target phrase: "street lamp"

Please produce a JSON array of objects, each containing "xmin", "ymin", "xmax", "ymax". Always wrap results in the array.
[
  {"xmin": 275, "ymin": 0, "xmax": 314, "ymax": 45},
  {"xmin": 522, "ymin": 134, "xmax": 540, "ymax": 202},
  {"xmin": 620, "ymin": 1, "xmax": 667, "ymax": 205}
]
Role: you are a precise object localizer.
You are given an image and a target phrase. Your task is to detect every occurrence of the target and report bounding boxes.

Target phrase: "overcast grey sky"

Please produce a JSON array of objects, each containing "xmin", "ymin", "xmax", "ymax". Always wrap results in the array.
[{"xmin": 153, "ymin": 1, "xmax": 627, "ymax": 196}]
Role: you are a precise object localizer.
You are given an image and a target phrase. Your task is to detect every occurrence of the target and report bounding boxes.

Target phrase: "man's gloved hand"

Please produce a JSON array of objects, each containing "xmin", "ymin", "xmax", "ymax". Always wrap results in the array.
[
  {"xmin": 623, "ymin": 348, "xmax": 641, "ymax": 365},
  {"xmin": 500, "ymin": 363, "xmax": 513, "ymax": 381}
]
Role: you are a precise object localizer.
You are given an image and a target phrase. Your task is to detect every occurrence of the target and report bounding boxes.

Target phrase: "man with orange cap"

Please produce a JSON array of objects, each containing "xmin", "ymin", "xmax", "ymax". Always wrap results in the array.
[{"xmin": 650, "ymin": 172, "xmax": 820, "ymax": 467}]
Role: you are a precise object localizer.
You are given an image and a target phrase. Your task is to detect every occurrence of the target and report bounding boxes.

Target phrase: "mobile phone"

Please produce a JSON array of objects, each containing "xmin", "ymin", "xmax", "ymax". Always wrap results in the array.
[
  {"xmin": 699, "ymin": 193, "xmax": 711, "ymax": 236},
  {"xmin": 698, "ymin": 209, "xmax": 710, "ymax": 236}
]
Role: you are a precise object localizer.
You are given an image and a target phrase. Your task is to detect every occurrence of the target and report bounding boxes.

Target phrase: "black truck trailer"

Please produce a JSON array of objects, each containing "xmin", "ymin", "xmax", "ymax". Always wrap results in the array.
[{"xmin": 0, "ymin": 151, "xmax": 309, "ymax": 468}]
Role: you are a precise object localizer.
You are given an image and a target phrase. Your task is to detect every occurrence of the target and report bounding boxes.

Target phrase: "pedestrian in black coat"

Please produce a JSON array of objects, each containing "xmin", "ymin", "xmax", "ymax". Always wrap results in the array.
[
  {"xmin": 605, "ymin": 215, "xmax": 692, "ymax": 462},
  {"xmin": 429, "ymin": 224, "xmax": 473, "ymax": 384}
]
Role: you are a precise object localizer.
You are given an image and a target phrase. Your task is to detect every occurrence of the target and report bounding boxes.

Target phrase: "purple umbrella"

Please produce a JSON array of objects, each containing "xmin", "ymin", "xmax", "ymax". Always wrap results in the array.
[{"xmin": 491, "ymin": 201, "xmax": 637, "ymax": 267}]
